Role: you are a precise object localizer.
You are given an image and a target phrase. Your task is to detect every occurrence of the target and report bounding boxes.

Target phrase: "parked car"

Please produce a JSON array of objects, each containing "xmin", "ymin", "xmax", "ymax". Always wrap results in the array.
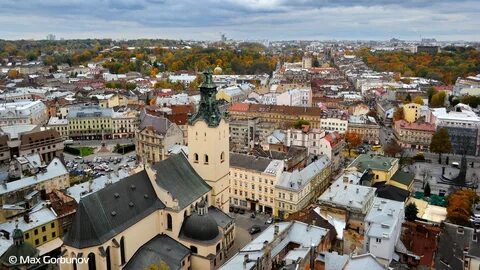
[
  {"xmin": 249, "ymin": 225, "xmax": 261, "ymax": 235},
  {"xmin": 265, "ymin": 217, "xmax": 273, "ymax": 224}
]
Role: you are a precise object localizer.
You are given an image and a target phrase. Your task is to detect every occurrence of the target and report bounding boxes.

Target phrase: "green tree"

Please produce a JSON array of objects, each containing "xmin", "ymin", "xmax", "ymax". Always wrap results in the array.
[
  {"xmin": 430, "ymin": 91, "xmax": 446, "ymax": 108},
  {"xmin": 293, "ymin": 119, "xmax": 310, "ymax": 129},
  {"xmin": 405, "ymin": 202, "xmax": 418, "ymax": 221},
  {"xmin": 430, "ymin": 128, "xmax": 452, "ymax": 163},
  {"xmin": 404, "ymin": 93, "xmax": 412, "ymax": 103},
  {"xmin": 424, "ymin": 182, "xmax": 431, "ymax": 197}
]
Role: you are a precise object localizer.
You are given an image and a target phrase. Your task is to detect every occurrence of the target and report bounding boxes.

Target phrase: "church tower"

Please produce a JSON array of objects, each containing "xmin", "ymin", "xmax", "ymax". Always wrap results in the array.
[{"xmin": 188, "ymin": 70, "xmax": 230, "ymax": 212}]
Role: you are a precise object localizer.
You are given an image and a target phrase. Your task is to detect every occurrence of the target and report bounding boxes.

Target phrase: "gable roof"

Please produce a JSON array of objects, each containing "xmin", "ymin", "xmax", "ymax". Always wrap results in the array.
[
  {"xmin": 152, "ymin": 154, "xmax": 211, "ymax": 210},
  {"xmin": 63, "ymin": 171, "xmax": 165, "ymax": 248}
]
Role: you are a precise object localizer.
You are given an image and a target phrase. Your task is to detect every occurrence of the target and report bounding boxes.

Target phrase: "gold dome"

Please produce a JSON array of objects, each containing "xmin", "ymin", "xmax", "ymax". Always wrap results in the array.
[{"xmin": 213, "ymin": 66, "xmax": 223, "ymax": 75}]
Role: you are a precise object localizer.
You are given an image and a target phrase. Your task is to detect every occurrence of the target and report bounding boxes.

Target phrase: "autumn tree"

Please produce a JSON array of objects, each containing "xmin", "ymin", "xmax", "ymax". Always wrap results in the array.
[
  {"xmin": 447, "ymin": 189, "xmax": 479, "ymax": 226},
  {"xmin": 383, "ymin": 139, "xmax": 403, "ymax": 157},
  {"xmin": 404, "ymin": 93, "xmax": 412, "ymax": 104},
  {"xmin": 405, "ymin": 202, "xmax": 418, "ymax": 221},
  {"xmin": 430, "ymin": 128, "xmax": 452, "ymax": 164},
  {"xmin": 393, "ymin": 107, "xmax": 404, "ymax": 121},
  {"xmin": 345, "ymin": 131, "xmax": 362, "ymax": 156},
  {"xmin": 430, "ymin": 91, "xmax": 446, "ymax": 108},
  {"xmin": 413, "ymin": 96, "xmax": 424, "ymax": 105}
]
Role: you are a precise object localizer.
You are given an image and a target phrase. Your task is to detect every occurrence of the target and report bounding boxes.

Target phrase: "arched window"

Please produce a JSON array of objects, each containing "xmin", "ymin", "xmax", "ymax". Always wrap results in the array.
[
  {"xmin": 190, "ymin": 245, "xmax": 198, "ymax": 254},
  {"xmin": 120, "ymin": 237, "xmax": 126, "ymax": 265},
  {"xmin": 204, "ymin": 154, "xmax": 209, "ymax": 164},
  {"xmin": 216, "ymin": 243, "xmax": 221, "ymax": 253},
  {"xmin": 193, "ymin": 153, "xmax": 199, "ymax": 163},
  {"xmin": 87, "ymin": 253, "xmax": 96, "ymax": 270},
  {"xmin": 106, "ymin": 247, "xmax": 112, "ymax": 270},
  {"xmin": 220, "ymin": 152, "xmax": 225, "ymax": 163},
  {"xmin": 167, "ymin": 214, "xmax": 173, "ymax": 230}
]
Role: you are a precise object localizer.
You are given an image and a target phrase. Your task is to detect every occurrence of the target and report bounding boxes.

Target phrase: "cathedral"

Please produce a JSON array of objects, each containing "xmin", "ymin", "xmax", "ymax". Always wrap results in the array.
[{"xmin": 59, "ymin": 70, "xmax": 234, "ymax": 270}]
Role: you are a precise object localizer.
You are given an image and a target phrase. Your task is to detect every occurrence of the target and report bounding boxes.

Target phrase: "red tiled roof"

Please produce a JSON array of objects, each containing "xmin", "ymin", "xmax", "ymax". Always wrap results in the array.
[
  {"xmin": 395, "ymin": 120, "xmax": 435, "ymax": 132},
  {"xmin": 229, "ymin": 103, "xmax": 250, "ymax": 112}
]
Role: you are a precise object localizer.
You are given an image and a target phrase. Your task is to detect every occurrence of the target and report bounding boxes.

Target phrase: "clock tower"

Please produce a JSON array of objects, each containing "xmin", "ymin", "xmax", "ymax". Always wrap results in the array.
[{"xmin": 188, "ymin": 70, "xmax": 230, "ymax": 212}]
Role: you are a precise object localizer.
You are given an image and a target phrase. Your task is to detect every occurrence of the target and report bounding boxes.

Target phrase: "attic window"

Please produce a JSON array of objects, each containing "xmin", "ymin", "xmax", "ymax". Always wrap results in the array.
[
  {"xmin": 114, "ymin": 193, "xmax": 120, "ymax": 198},
  {"xmin": 111, "ymin": 211, "xmax": 117, "ymax": 216},
  {"xmin": 144, "ymin": 194, "xmax": 149, "ymax": 199},
  {"xmin": 129, "ymin": 202, "xmax": 134, "ymax": 207},
  {"xmin": 130, "ymin": 185, "xmax": 136, "ymax": 190}
]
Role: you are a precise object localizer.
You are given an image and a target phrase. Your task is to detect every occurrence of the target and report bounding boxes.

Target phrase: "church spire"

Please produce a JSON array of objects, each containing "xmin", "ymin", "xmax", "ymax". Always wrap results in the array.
[{"xmin": 188, "ymin": 69, "xmax": 223, "ymax": 127}]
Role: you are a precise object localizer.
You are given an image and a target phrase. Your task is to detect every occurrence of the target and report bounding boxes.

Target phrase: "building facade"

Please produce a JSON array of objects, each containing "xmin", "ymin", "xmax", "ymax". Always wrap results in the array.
[{"xmin": 393, "ymin": 120, "xmax": 435, "ymax": 150}]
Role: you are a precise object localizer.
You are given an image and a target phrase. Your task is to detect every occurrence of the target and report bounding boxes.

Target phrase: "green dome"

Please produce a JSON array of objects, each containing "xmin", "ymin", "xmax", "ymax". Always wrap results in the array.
[{"xmin": 0, "ymin": 227, "xmax": 39, "ymax": 267}]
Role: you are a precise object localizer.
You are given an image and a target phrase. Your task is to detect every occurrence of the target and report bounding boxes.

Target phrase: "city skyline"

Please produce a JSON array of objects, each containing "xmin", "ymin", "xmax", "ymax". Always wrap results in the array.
[{"xmin": 1, "ymin": 0, "xmax": 479, "ymax": 41}]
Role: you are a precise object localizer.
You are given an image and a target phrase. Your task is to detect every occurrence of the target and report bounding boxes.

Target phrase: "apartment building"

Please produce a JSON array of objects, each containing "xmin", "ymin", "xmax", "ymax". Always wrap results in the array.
[
  {"xmin": 229, "ymin": 153, "xmax": 284, "ymax": 215},
  {"xmin": 0, "ymin": 101, "xmax": 48, "ymax": 127},
  {"xmin": 276, "ymin": 155, "xmax": 331, "ymax": 218},
  {"xmin": 320, "ymin": 110, "xmax": 348, "ymax": 134},
  {"xmin": 112, "ymin": 110, "xmax": 139, "ymax": 139},
  {"xmin": 348, "ymin": 115, "xmax": 380, "ymax": 144},
  {"xmin": 67, "ymin": 105, "xmax": 114, "ymax": 140},
  {"xmin": 393, "ymin": 120, "xmax": 435, "ymax": 150},
  {"xmin": 135, "ymin": 110, "xmax": 183, "ymax": 163},
  {"xmin": 229, "ymin": 103, "xmax": 323, "ymax": 128}
]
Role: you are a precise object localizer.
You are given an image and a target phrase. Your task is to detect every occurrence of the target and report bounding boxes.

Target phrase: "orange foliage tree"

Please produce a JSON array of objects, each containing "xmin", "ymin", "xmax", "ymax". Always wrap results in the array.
[
  {"xmin": 345, "ymin": 132, "xmax": 362, "ymax": 156},
  {"xmin": 447, "ymin": 189, "xmax": 479, "ymax": 226}
]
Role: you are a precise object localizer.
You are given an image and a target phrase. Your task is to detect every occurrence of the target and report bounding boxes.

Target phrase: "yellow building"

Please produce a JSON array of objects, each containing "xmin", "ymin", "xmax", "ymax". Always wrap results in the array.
[
  {"xmin": 0, "ymin": 205, "xmax": 61, "ymax": 249},
  {"xmin": 229, "ymin": 153, "xmax": 284, "ymax": 215},
  {"xmin": 67, "ymin": 105, "xmax": 114, "ymax": 140},
  {"xmin": 349, "ymin": 154, "xmax": 399, "ymax": 183},
  {"xmin": 403, "ymin": 102, "xmax": 422, "ymax": 123}
]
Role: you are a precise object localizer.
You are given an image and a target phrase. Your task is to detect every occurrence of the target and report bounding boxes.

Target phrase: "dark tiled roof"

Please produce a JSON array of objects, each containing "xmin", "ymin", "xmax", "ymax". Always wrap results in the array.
[
  {"xmin": 20, "ymin": 129, "xmax": 60, "ymax": 145},
  {"xmin": 230, "ymin": 153, "xmax": 273, "ymax": 172},
  {"xmin": 138, "ymin": 109, "xmax": 173, "ymax": 135},
  {"xmin": 390, "ymin": 170, "xmax": 415, "ymax": 187},
  {"xmin": 63, "ymin": 171, "xmax": 165, "ymax": 248},
  {"xmin": 373, "ymin": 182, "xmax": 410, "ymax": 202},
  {"xmin": 123, "ymin": 234, "xmax": 190, "ymax": 270},
  {"xmin": 208, "ymin": 206, "xmax": 234, "ymax": 229},
  {"xmin": 152, "ymin": 154, "xmax": 211, "ymax": 210}
]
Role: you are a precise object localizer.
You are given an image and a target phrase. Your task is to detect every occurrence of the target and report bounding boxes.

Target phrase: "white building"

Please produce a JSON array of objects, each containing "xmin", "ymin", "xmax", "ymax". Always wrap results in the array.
[
  {"xmin": 0, "ymin": 101, "xmax": 48, "ymax": 127},
  {"xmin": 364, "ymin": 197, "xmax": 405, "ymax": 265},
  {"xmin": 276, "ymin": 88, "xmax": 312, "ymax": 107},
  {"xmin": 320, "ymin": 111, "xmax": 348, "ymax": 134}
]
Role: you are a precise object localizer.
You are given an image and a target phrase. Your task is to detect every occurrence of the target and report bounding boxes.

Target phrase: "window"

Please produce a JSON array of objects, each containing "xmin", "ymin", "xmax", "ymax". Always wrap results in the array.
[
  {"xmin": 43, "ymin": 236, "xmax": 47, "ymax": 242},
  {"xmin": 88, "ymin": 252, "xmax": 96, "ymax": 270},
  {"xmin": 204, "ymin": 154, "xmax": 209, "ymax": 164},
  {"xmin": 167, "ymin": 214, "xmax": 173, "ymax": 230},
  {"xmin": 35, "ymin": 239, "xmax": 39, "ymax": 245},
  {"xmin": 52, "ymin": 232, "xmax": 56, "ymax": 238},
  {"xmin": 193, "ymin": 153, "xmax": 199, "ymax": 163},
  {"xmin": 25, "ymin": 233, "xmax": 29, "ymax": 239},
  {"xmin": 51, "ymin": 223, "xmax": 55, "ymax": 228},
  {"xmin": 220, "ymin": 152, "xmax": 225, "ymax": 163},
  {"xmin": 34, "ymin": 229, "xmax": 38, "ymax": 235},
  {"xmin": 375, "ymin": 238, "xmax": 382, "ymax": 243},
  {"xmin": 190, "ymin": 246, "xmax": 198, "ymax": 254},
  {"xmin": 120, "ymin": 237, "xmax": 126, "ymax": 265}
]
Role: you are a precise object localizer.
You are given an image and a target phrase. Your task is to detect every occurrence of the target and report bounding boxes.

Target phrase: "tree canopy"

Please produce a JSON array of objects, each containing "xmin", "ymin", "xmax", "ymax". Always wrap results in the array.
[
  {"xmin": 345, "ymin": 131, "xmax": 362, "ymax": 155},
  {"xmin": 356, "ymin": 47, "xmax": 480, "ymax": 85},
  {"xmin": 405, "ymin": 202, "xmax": 418, "ymax": 221},
  {"xmin": 447, "ymin": 189, "xmax": 479, "ymax": 226},
  {"xmin": 430, "ymin": 128, "xmax": 452, "ymax": 159}
]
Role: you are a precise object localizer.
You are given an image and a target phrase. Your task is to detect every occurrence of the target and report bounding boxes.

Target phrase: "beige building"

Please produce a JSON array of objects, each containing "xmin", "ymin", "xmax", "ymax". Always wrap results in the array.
[
  {"xmin": 135, "ymin": 110, "xmax": 183, "ymax": 163},
  {"xmin": 403, "ymin": 102, "xmax": 422, "ymax": 123},
  {"xmin": 348, "ymin": 115, "xmax": 381, "ymax": 144},
  {"xmin": 275, "ymin": 155, "xmax": 331, "ymax": 218},
  {"xmin": 47, "ymin": 117, "xmax": 69, "ymax": 139},
  {"xmin": 229, "ymin": 153, "xmax": 284, "ymax": 215},
  {"xmin": 393, "ymin": 120, "xmax": 435, "ymax": 150},
  {"xmin": 112, "ymin": 110, "xmax": 139, "ymax": 139}
]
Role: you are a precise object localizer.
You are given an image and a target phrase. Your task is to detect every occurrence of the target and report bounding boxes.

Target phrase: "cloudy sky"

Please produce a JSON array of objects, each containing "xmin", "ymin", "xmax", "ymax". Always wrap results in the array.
[{"xmin": 1, "ymin": 0, "xmax": 479, "ymax": 41}]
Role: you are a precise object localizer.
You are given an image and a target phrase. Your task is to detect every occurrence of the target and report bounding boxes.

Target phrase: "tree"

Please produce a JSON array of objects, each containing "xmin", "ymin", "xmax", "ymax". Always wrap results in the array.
[
  {"xmin": 345, "ymin": 131, "xmax": 362, "ymax": 156},
  {"xmin": 293, "ymin": 119, "xmax": 310, "ymax": 129},
  {"xmin": 393, "ymin": 107, "xmax": 404, "ymax": 121},
  {"xmin": 424, "ymin": 182, "xmax": 431, "ymax": 197},
  {"xmin": 447, "ymin": 189, "xmax": 479, "ymax": 226},
  {"xmin": 413, "ymin": 96, "xmax": 424, "ymax": 105},
  {"xmin": 383, "ymin": 139, "xmax": 403, "ymax": 157},
  {"xmin": 404, "ymin": 93, "xmax": 412, "ymax": 103},
  {"xmin": 405, "ymin": 202, "xmax": 418, "ymax": 221},
  {"xmin": 430, "ymin": 128, "xmax": 452, "ymax": 164},
  {"xmin": 430, "ymin": 91, "xmax": 446, "ymax": 108}
]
